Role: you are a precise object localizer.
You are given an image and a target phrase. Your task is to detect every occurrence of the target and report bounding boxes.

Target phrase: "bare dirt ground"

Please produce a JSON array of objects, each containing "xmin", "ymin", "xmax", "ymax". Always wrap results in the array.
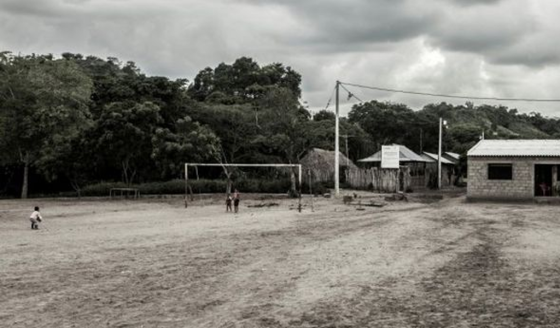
[{"xmin": 2, "ymin": 192, "xmax": 560, "ymax": 328}]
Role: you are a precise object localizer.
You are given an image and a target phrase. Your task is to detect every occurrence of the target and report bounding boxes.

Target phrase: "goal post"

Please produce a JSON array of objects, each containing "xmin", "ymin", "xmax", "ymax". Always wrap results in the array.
[{"xmin": 184, "ymin": 163, "xmax": 302, "ymax": 211}]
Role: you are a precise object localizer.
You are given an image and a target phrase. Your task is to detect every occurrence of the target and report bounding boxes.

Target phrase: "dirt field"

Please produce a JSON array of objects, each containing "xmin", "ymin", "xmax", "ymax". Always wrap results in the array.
[{"xmin": 2, "ymin": 192, "xmax": 560, "ymax": 328}]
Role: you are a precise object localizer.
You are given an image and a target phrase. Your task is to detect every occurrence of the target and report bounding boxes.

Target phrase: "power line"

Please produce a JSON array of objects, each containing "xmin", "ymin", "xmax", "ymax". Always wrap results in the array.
[
  {"xmin": 340, "ymin": 81, "xmax": 560, "ymax": 103},
  {"xmin": 323, "ymin": 84, "xmax": 337, "ymax": 111},
  {"xmin": 339, "ymin": 83, "xmax": 363, "ymax": 103}
]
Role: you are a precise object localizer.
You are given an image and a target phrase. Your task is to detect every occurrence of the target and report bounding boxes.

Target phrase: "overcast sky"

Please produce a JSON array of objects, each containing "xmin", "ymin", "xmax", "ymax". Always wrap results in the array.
[{"xmin": 2, "ymin": 0, "xmax": 560, "ymax": 117}]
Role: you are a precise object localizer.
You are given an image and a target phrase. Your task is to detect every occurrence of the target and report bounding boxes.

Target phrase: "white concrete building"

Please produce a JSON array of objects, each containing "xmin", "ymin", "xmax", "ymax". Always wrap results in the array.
[{"xmin": 467, "ymin": 140, "xmax": 560, "ymax": 201}]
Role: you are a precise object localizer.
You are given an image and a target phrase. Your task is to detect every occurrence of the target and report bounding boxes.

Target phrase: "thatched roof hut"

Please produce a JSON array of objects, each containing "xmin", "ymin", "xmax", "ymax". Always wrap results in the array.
[{"xmin": 300, "ymin": 148, "xmax": 357, "ymax": 183}]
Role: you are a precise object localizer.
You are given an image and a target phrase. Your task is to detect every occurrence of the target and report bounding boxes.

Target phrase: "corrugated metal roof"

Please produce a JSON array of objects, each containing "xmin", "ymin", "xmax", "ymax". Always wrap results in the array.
[
  {"xmin": 444, "ymin": 152, "xmax": 460, "ymax": 160},
  {"xmin": 421, "ymin": 152, "xmax": 454, "ymax": 165},
  {"xmin": 467, "ymin": 139, "xmax": 560, "ymax": 157},
  {"xmin": 358, "ymin": 144, "xmax": 431, "ymax": 163}
]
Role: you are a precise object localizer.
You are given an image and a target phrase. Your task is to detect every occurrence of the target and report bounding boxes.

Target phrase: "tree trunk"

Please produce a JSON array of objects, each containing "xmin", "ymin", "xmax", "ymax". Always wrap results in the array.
[
  {"xmin": 221, "ymin": 165, "xmax": 232, "ymax": 195},
  {"xmin": 122, "ymin": 159, "xmax": 135, "ymax": 186},
  {"xmin": 227, "ymin": 178, "xmax": 232, "ymax": 195},
  {"xmin": 70, "ymin": 179, "xmax": 81, "ymax": 199},
  {"xmin": 21, "ymin": 152, "xmax": 29, "ymax": 199},
  {"xmin": 290, "ymin": 170, "xmax": 297, "ymax": 196}
]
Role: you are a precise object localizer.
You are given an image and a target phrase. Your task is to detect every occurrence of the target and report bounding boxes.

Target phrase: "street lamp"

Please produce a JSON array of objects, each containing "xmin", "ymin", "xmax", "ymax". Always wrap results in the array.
[{"xmin": 438, "ymin": 117, "xmax": 448, "ymax": 189}]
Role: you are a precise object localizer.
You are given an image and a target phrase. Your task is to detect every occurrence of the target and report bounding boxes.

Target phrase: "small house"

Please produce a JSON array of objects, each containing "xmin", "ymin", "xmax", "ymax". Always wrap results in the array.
[
  {"xmin": 357, "ymin": 144, "xmax": 431, "ymax": 190},
  {"xmin": 467, "ymin": 139, "xmax": 560, "ymax": 201}
]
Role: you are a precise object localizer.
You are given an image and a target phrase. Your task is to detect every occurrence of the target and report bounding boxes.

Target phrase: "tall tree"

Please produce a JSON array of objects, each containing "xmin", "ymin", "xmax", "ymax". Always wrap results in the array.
[
  {"xmin": 188, "ymin": 57, "xmax": 302, "ymax": 104},
  {"xmin": 189, "ymin": 103, "xmax": 260, "ymax": 163},
  {"xmin": 251, "ymin": 86, "xmax": 310, "ymax": 192},
  {"xmin": 151, "ymin": 116, "xmax": 220, "ymax": 179},
  {"xmin": 37, "ymin": 129, "xmax": 94, "ymax": 198},
  {"xmin": 0, "ymin": 53, "xmax": 93, "ymax": 198},
  {"xmin": 348, "ymin": 100, "xmax": 417, "ymax": 151},
  {"xmin": 93, "ymin": 101, "xmax": 162, "ymax": 185}
]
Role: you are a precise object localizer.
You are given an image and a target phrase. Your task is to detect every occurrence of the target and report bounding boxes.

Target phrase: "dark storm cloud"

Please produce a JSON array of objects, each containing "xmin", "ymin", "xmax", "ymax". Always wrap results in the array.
[
  {"xmin": 0, "ymin": 0, "xmax": 169, "ymax": 21},
  {"xmin": 490, "ymin": 46, "xmax": 560, "ymax": 67},
  {"xmin": 0, "ymin": 0, "xmax": 69, "ymax": 18},
  {"xmin": 239, "ymin": 0, "xmax": 557, "ymax": 68},
  {"xmin": 242, "ymin": 0, "xmax": 440, "ymax": 49}
]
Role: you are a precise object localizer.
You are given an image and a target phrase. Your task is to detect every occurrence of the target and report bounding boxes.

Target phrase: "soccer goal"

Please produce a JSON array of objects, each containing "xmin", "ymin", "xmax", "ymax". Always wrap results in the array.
[{"xmin": 184, "ymin": 163, "xmax": 303, "ymax": 211}]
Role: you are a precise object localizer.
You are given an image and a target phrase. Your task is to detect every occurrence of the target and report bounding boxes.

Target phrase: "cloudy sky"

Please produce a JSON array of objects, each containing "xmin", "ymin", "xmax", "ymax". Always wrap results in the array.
[{"xmin": 2, "ymin": 0, "xmax": 560, "ymax": 116}]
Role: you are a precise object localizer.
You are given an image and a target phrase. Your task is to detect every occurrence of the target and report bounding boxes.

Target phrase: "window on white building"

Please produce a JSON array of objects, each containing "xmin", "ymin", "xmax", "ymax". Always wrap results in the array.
[{"xmin": 488, "ymin": 164, "xmax": 513, "ymax": 180}]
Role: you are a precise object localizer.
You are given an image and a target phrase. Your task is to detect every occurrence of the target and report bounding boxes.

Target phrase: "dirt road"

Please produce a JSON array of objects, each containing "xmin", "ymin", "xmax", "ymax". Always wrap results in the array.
[{"xmin": 1, "ymin": 195, "xmax": 560, "ymax": 327}]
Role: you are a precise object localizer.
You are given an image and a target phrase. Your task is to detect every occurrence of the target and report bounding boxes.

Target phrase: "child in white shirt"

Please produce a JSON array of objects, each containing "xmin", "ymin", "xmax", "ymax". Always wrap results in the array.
[{"xmin": 29, "ymin": 206, "xmax": 42, "ymax": 230}]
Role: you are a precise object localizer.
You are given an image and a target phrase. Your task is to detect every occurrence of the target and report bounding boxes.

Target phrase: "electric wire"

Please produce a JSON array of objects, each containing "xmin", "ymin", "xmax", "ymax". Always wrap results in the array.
[
  {"xmin": 324, "ymin": 84, "xmax": 336, "ymax": 110},
  {"xmin": 340, "ymin": 81, "xmax": 560, "ymax": 103},
  {"xmin": 339, "ymin": 83, "xmax": 363, "ymax": 103}
]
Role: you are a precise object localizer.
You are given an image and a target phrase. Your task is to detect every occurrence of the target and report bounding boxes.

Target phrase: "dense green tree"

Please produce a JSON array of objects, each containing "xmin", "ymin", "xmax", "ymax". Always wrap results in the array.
[
  {"xmin": 37, "ymin": 130, "xmax": 94, "ymax": 197},
  {"xmin": 0, "ymin": 53, "xmax": 93, "ymax": 198},
  {"xmin": 348, "ymin": 100, "xmax": 417, "ymax": 151},
  {"xmin": 189, "ymin": 103, "xmax": 260, "ymax": 163},
  {"xmin": 151, "ymin": 116, "xmax": 220, "ymax": 179},
  {"xmin": 93, "ymin": 101, "xmax": 162, "ymax": 185},
  {"xmin": 188, "ymin": 57, "xmax": 302, "ymax": 104},
  {"xmin": 313, "ymin": 110, "xmax": 336, "ymax": 121}
]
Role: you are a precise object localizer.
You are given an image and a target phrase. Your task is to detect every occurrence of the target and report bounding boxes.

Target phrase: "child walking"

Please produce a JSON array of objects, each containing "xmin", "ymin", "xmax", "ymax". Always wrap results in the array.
[
  {"xmin": 226, "ymin": 194, "xmax": 233, "ymax": 212},
  {"xmin": 233, "ymin": 189, "xmax": 240, "ymax": 213},
  {"xmin": 29, "ymin": 206, "xmax": 43, "ymax": 230}
]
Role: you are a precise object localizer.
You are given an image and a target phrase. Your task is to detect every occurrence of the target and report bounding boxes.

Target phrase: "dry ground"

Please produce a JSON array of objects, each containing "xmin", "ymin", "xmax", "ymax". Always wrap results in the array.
[{"xmin": 1, "ymin": 193, "xmax": 560, "ymax": 328}]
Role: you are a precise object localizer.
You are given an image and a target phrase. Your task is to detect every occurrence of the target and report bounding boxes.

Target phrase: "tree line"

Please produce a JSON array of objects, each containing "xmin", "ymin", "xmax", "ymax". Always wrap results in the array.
[{"xmin": 1, "ymin": 51, "xmax": 559, "ymax": 198}]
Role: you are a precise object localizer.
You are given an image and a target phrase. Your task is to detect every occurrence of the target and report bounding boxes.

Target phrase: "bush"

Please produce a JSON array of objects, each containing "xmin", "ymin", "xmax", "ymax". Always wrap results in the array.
[
  {"xmin": 81, "ymin": 178, "xmax": 295, "ymax": 197},
  {"xmin": 190, "ymin": 179, "xmax": 228, "ymax": 193},
  {"xmin": 82, "ymin": 182, "xmax": 128, "ymax": 197},
  {"xmin": 138, "ymin": 180, "xmax": 185, "ymax": 195}
]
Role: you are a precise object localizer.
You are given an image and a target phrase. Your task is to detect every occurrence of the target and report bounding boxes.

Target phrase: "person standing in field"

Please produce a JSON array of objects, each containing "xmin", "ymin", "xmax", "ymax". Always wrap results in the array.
[
  {"xmin": 29, "ymin": 206, "xmax": 43, "ymax": 230},
  {"xmin": 233, "ymin": 189, "xmax": 240, "ymax": 213},
  {"xmin": 226, "ymin": 194, "xmax": 233, "ymax": 212}
]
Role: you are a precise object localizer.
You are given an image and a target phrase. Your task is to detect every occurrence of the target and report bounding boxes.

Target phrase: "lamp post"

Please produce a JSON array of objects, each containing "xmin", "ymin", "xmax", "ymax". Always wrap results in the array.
[
  {"xmin": 334, "ymin": 81, "xmax": 340, "ymax": 196},
  {"xmin": 438, "ymin": 117, "xmax": 447, "ymax": 189}
]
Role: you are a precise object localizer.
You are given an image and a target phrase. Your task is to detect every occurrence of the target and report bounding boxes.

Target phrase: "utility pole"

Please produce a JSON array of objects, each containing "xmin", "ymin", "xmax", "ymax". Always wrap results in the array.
[
  {"xmin": 334, "ymin": 81, "xmax": 340, "ymax": 196},
  {"xmin": 341, "ymin": 134, "xmax": 351, "ymax": 166},
  {"xmin": 420, "ymin": 128, "xmax": 423, "ymax": 153},
  {"xmin": 438, "ymin": 117, "xmax": 443, "ymax": 189}
]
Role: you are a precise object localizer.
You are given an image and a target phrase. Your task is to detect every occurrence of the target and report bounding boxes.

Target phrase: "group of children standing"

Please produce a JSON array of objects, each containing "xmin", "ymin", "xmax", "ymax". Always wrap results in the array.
[{"xmin": 226, "ymin": 189, "xmax": 240, "ymax": 213}]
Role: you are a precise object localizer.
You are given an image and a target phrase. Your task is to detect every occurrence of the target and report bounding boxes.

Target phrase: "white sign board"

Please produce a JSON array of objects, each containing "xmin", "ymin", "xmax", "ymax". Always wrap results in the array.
[{"xmin": 381, "ymin": 146, "xmax": 400, "ymax": 169}]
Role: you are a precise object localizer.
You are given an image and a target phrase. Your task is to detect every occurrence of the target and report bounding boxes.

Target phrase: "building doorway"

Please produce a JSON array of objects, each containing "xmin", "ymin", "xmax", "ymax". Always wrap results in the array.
[{"xmin": 535, "ymin": 165, "xmax": 554, "ymax": 196}]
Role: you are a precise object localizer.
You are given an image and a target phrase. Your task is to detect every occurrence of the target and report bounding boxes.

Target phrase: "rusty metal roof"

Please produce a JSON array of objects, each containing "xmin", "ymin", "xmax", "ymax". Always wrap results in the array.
[{"xmin": 468, "ymin": 139, "xmax": 560, "ymax": 157}]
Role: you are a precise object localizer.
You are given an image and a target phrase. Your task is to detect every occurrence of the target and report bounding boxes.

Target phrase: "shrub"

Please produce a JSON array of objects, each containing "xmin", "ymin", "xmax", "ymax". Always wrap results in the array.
[
  {"xmin": 82, "ymin": 182, "xmax": 128, "ymax": 197},
  {"xmin": 81, "ymin": 178, "xmax": 298, "ymax": 196},
  {"xmin": 138, "ymin": 180, "xmax": 185, "ymax": 195}
]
